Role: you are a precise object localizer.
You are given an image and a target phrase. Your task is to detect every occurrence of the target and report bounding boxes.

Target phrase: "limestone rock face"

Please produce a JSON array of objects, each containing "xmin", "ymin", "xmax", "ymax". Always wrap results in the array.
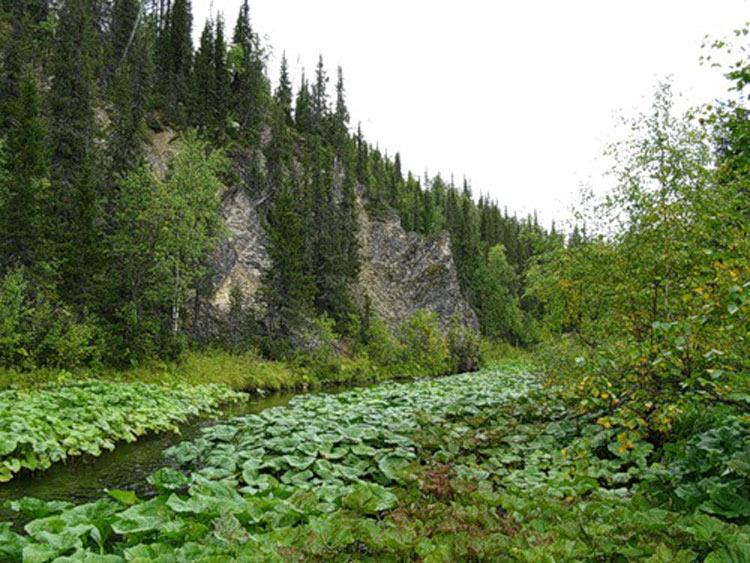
[
  {"xmin": 205, "ymin": 189, "xmax": 478, "ymax": 332},
  {"xmin": 210, "ymin": 187, "xmax": 270, "ymax": 314},
  {"xmin": 355, "ymin": 208, "xmax": 479, "ymax": 331},
  {"xmin": 146, "ymin": 134, "xmax": 477, "ymax": 334}
]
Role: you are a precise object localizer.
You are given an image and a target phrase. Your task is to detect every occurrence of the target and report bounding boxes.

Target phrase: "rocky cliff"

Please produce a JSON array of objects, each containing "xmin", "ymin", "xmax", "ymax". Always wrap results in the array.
[
  {"xmin": 149, "ymin": 133, "xmax": 478, "ymax": 334},
  {"xmin": 207, "ymin": 185, "xmax": 478, "ymax": 333},
  {"xmin": 355, "ymin": 206, "xmax": 478, "ymax": 331}
]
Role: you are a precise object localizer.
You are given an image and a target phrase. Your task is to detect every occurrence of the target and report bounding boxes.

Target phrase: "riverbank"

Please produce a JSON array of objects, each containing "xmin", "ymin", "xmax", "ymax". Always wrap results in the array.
[
  {"xmin": 3, "ymin": 360, "xmax": 745, "ymax": 561},
  {"xmin": 0, "ymin": 341, "xmax": 526, "ymax": 484},
  {"xmin": 0, "ymin": 339, "xmax": 524, "ymax": 393}
]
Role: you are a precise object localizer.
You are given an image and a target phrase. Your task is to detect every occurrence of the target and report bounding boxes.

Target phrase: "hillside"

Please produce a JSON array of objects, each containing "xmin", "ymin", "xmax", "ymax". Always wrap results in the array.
[
  {"xmin": 1, "ymin": 2, "xmax": 749, "ymax": 561},
  {"xmin": 0, "ymin": 0, "xmax": 550, "ymax": 372}
]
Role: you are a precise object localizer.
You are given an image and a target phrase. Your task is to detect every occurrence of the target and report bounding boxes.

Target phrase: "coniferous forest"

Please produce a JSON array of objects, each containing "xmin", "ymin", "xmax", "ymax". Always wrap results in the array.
[
  {"xmin": 0, "ymin": 0, "xmax": 551, "ymax": 372},
  {"xmin": 0, "ymin": 2, "xmax": 749, "ymax": 561}
]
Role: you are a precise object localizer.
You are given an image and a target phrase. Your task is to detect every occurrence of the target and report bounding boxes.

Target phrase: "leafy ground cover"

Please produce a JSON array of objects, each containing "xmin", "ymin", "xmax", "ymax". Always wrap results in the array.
[
  {"xmin": 0, "ymin": 382, "xmax": 244, "ymax": 483},
  {"xmin": 1, "ymin": 361, "xmax": 747, "ymax": 561}
]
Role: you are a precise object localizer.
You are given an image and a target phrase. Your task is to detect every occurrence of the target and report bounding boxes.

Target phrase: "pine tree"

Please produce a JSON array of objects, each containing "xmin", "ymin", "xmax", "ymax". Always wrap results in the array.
[
  {"xmin": 333, "ymin": 65, "xmax": 349, "ymax": 146},
  {"xmin": 0, "ymin": 66, "xmax": 49, "ymax": 275},
  {"xmin": 110, "ymin": 0, "xmax": 140, "ymax": 72},
  {"xmin": 266, "ymin": 92, "xmax": 293, "ymax": 193},
  {"xmin": 261, "ymin": 181, "xmax": 314, "ymax": 338},
  {"xmin": 339, "ymin": 152, "xmax": 361, "ymax": 282},
  {"xmin": 48, "ymin": 0, "xmax": 101, "ymax": 304},
  {"xmin": 108, "ymin": 14, "xmax": 152, "ymax": 181},
  {"xmin": 160, "ymin": 0, "xmax": 193, "ymax": 122},
  {"xmin": 311, "ymin": 55, "xmax": 329, "ymax": 135},
  {"xmin": 387, "ymin": 153, "xmax": 403, "ymax": 209},
  {"xmin": 192, "ymin": 18, "xmax": 214, "ymax": 133},
  {"xmin": 211, "ymin": 13, "xmax": 229, "ymax": 140},
  {"xmin": 307, "ymin": 139, "xmax": 349, "ymax": 318},
  {"xmin": 355, "ymin": 125, "xmax": 370, "ymax": 187},
  {"xmin": 294, "ymin": 71, "xmax": 314, "ymax": 135},
  {"xmin": 275, "ymin": 52, "xmax": 293, "ymax": 126},
  {"xmin": 231, "ymin": 0, "xmax": 269, "ymax": 139},
  {"xmin": 455, "ymin": 192, "xmax": 481, "ymax": 296}
]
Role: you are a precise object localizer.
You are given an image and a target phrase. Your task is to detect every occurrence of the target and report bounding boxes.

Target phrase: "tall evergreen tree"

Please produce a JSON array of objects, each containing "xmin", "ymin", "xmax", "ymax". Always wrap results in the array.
[
  {"xmin": 333, "ymin": 65, "xmax": 349, "ymax": 144},
  {"xmin": 275, "ymin": 52, "xmax": 293, "ymax": 126},
  {"xmin": 160, "ymin": 0, "xmax": 193, "ymax": 122},
  {"xmin": 355, "ymin": 124, "xmax": 370, "ymax": 187},
  {"xmin": 0, "ymin": 66, "xmax": 49, "ymax": 275},
  {"xmin": 108, "ymin": 14, "xmax": 152, "ymax": 181},
  {"xmin": 231, "ymin": 0, "xmax": 269, "ymax": 139},
  {"xmin": 192, "ymin": 18, "xmax": 214, "ymax": 133},
  {"xmin": 211, "ymin": 13, "xmax": 229, "ymax": 140},
  {"xmin": 109, "ymin": 0, "xmax": 140, "ymax": 72},
  {"xmin": 261, "ymin": 181, "xmax": 314, "ymax": 338},
  {"xmin": 311, "ymin": 55, "xmax": 329, "ymax": 134},
  {"xmin": 294, "ymin": 71, "xmax": 314, "ymax": 135},
  {"xmin": 48, "ymin": 0, "xmax": 101, "ymax": 304},
  {"xmin": 339, "ymin": 151, "xmax": 361, "ymax": 283}
]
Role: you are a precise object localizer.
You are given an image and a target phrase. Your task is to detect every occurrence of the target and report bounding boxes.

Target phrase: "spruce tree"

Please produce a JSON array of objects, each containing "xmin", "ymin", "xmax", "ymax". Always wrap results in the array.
[
  {"xmin": 333, "ymin": 65, "xmax": 349, "ymax": 145},
  {"xmin": 294, "ymin": 72, "xmax": 314, "ymax": 135},
  {"xmin": 48, "ymin": 0, "xmax": 101, "ymax": 304},
  {"xmin": 266, "ymin": 92, "xmax": 293, "ymax": 192},
  {"xmin": 231, "ymin": 0, "xmax": 269, "ymax": 139},
  {"xmin": 192, "ymin": 18, "xmax": 214, "ymax": 133},
  {"xmin": 311, "ymin": 55, "xmax": 329, "ymax": 135},
  {"xmin": 110, "ymin": 0, "xmax": 140, "ymax": 71},
  {"xmin": 355, "ymin": 125, "xmax": 370, "ymax": 187},
  {"xmin": 388, "ymin": 153, "xmax": 403, "ymax": 209},
  {"xmin": 160, "ymin": 0, "xmax": 193, "ymax": 122},
  {"xmin": 340, "ymin": 152, "xmax": 361, "ymax": 283},
  {"xmin": 211, "ymin": 13, "xmax": 229, "ymax": 140},
  {"xmin": 108, "ymin": 15, "xmax": 152, "ymax": 181},
  {"xmin": 275, "ymin": 52, "xmax": 293, "ymax": 126},
  {"xmin": 307, "ymin": 139, "xmax": 347, "ymax": 317},
  {"xmin": 0, "ymin": 66, "xmax": 49, "ymax": 275},
  {"xmin": 261, "ymin": 181, "xmax": 314, "ymax": 338}
]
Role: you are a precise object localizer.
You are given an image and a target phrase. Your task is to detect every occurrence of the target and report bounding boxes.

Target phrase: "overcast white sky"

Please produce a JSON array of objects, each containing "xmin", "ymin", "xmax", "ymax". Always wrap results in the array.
[{"xmin": 194, "ymin": 1, "xmax": 748, "ymax": 227}]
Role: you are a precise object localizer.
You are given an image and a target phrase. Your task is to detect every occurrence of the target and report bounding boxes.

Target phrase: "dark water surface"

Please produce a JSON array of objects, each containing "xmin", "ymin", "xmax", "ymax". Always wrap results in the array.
[{"xmin": 0, "ymin": 391, "xmax": 298, "ymax": 523}]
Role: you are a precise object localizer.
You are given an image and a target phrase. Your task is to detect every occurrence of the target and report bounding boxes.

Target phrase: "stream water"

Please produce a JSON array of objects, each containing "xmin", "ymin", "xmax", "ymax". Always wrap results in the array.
[{"xmin": 0, "ymin": 391, "xmax": 298, "ymax": 523}]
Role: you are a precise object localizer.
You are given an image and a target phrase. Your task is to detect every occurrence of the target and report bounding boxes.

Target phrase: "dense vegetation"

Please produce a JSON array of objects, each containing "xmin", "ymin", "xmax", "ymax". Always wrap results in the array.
[
  {"xmin": 1, "ymin": 1, "xmax": 749, "ymax": 560},
  {"xmin": 527, "ymin": 60, "xmax": 750, "ymax": 440},
  {"xmin": 0, "ymin": 381, "xmax": 243, "ymax": 482},
  {"xmin": 0, "ymin": 0, "xmax": 548, "ymax": 375},
  {"xmin": 1, "ymin": 363, "xmax": 748, "ymax": 561}
]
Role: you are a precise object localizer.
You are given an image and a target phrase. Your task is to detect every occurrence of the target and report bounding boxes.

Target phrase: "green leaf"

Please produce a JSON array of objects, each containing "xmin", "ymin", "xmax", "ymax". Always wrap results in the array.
[
  {"xmin": 342, "ymin": 483, "xmax": 398, "ymax": 514},
  {"xmin": 147, "ymin": 468, "xmax": 189, "ymax": 492},
  {"xmin": 106, "ymin": 489, "xmax": 139, "ymax": 506}
]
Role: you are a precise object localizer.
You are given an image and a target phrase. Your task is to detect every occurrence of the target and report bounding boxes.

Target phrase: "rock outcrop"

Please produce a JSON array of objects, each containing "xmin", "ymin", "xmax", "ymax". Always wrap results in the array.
[
  {"xmin": 147, "ymin": 135, "xmax": 478, "ymax": 334},
  {"xmin": 210, "ymin": 187, "xmax": 271, "ymax": 314},
  {"xmin": 206, "ymin": 187, "xmax": 478, "ymax": 332},
  {"xmin": 355, "ymin": 207, "xmax": 478, "ymax": 331}
]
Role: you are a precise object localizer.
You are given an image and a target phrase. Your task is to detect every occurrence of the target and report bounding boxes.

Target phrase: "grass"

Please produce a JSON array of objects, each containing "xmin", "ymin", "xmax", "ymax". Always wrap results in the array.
[
  {"xmin": 0, "ymin": 351, "xmax": 311, "ymax": 393},
  {"xmin": 0, "ymin": 340, "xmax": 528, "ymax": 393},
  {"xmin": 98, "ymin": 350, "xmax": 313, "ymax": 392}
]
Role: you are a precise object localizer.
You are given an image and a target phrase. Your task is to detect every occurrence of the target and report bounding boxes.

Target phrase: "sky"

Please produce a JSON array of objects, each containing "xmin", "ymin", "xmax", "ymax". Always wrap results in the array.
[{"xmin": 193, "ymin": 0, "xmax": 749, "ymax": 228}]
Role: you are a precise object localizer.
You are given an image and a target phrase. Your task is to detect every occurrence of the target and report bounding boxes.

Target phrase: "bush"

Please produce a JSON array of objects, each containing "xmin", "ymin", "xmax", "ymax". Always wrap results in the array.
[
  {"xmin": 479, "ymin": 339, "xmax": 524, "ymax": 366},
  {"xmin": 0, "ymin": 269, "xmax": 100, "ymax": 371},
  {"xmin": 362, "ymin": 316, "xmax": 401, "ymax": 369},
  {"xmin": 447, "ymin": 317, "xmax": 481, "ymax": 373},
  {"xmin": 396, "ymin": 310, "xmax": 452, "ymax": 377}
]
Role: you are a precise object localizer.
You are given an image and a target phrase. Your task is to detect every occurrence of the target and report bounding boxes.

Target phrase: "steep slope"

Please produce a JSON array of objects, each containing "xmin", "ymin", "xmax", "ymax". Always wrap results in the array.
[
  {"xmin": 206, "ymin": 186, "xmax": 478, "ymax": 331},
  {"xmin": 355, "ymin": 207, "xmax": 478, "ymax": 330},
  {"xmin": 148, "ymin": 134, "xmax": 478, "ymax": 334}
]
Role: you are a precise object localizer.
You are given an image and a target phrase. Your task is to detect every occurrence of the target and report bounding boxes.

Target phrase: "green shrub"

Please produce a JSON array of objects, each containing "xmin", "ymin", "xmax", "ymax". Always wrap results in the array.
[
  {"xmin": 0, "ymin": 268, "xmax": 100, "ymax": 371},
  {"xmin": 362, "ymin": 316, "xmax": 401, "ymax": 368},
  {"xmin": 479, "ymin": 339, "xmax": 523, "ymax": 365},
  {"xmin": 396, "ymin": 310, "xmax": 452, "ymax": 377},
  {"xmin": 446, "ymin": 316, "xmax": 481, "ymax": 373}
]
